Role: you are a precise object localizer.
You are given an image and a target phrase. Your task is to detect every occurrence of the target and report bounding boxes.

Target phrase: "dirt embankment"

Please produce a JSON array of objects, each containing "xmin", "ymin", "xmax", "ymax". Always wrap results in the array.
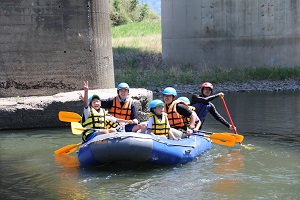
[{"xmin": 114, "ymin": 54, "xmax": 300, "ymax": 94}]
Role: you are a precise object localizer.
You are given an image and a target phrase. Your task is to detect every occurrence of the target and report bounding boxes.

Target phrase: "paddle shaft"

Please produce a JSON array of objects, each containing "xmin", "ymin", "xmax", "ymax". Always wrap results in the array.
[
  {"xmin": 54, "ymin": 142, "xmax": 82, "ymax": 155},
  {"xmin": 221, "ymin": 97, "xmax": 243, "ymax": 145},
  {"xmin": 221, "ymin": 97, "xmax": 238, "ymax": 135}
]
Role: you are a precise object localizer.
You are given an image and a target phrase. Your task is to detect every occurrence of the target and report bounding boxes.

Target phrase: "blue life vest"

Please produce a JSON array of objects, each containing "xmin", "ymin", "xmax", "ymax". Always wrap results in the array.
[{"xmin": 192, "ymin": 102, "xmax": 212, "ymax": 122}]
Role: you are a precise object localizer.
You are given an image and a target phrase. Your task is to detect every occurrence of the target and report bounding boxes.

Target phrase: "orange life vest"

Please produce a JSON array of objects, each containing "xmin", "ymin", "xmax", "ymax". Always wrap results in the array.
[
  {"xmin": 164, "ymin": 100, "xmax": 187, "ymax": 128},
  {"xmin": 109, "ymin": 96, "xmax": 132, "ymax": 120}
]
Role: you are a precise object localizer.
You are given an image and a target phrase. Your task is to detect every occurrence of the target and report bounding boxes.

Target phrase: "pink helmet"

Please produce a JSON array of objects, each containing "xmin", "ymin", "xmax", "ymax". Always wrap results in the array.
[{"xmin": 200, "ymin": 82, "xmax": 214, "ymax": 91}]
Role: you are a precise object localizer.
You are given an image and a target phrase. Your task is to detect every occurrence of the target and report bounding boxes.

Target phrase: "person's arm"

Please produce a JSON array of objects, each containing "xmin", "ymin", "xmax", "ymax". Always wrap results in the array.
[
  {"xmin": 209, "ymin": 103, "xmax": 231, "ymax": 128},
  {"xmin": 193, "ymin": 112, "xmax": 201, "ymax": 131},
  {"xmin": 189, "ymin": 112, "xmax": 197, "ymax": 129},
  {"xmin": 100, "ymin": 97, "xmax": 114, "ymax": 109},
  {"xmin": 130, "ymin": 103, "xmax": 139, "ymax": 124},
  {"xmin": 146, "ymin": 117, "xmax": 155, "ymax": 136},
  {"xmin": 191, "ymin": 93, "xmax": 220, "ymax": 105},
  {"xmin": 106, "ymin": 115, "xmax": 133, "ymax": 124},
  {"xmin": 176, "ymin": 104, "xmax": 195, "ymax": 134}
]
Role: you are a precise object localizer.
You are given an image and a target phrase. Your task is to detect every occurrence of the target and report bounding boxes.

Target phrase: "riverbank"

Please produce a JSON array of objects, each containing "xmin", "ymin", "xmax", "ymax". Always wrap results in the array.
[
  {"xmin": 113, "ymin": 53, "xmax": 300, "ymax": 92},
  {"xmin": 147, "ymin": 79, "xmax": 300, "ymax": 95}
]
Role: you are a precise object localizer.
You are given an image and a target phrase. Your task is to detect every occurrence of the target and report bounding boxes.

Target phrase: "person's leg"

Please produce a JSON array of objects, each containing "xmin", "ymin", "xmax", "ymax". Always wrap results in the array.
[
  {"xmin": 132, "ymin": 123, "xmax": 147, "ymax": 133},
  {"xmin": 169, "ymin": 128, "xmax": 184, "ymax": 138},
  {"xmin": 108, "ymin": 128, "xmax": 117, "ymax": 133}
]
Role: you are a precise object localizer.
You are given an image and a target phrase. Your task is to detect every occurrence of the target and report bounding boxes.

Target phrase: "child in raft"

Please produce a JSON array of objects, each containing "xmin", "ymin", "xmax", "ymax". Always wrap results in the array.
[
  {"xmin": 81, "ymin": 81, "xmax": 132, "ymax": 142},
  {"xmin": 146, "ymin": 99, "xmax": 181, "ymax": 140}
]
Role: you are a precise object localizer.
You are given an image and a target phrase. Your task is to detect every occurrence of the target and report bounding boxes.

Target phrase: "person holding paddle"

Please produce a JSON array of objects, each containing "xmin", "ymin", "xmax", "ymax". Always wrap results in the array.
[
  {"xmin": 162, "ymin": 87, "xmax": 198, "ymax": 138},
  {"xmin": 190, "ymin": 82, "xmax": 236, "ymax": 131},
  {"xmin": 177, "ymin": 96, "xmax": 202, "ymax": 133},
  {"xmin": 100, "ymin": 82, "xmax": 147, "ymax": 133},
  {"xmin": 81, "ymin": 81, "xmax": 132, "ymax": 142}
]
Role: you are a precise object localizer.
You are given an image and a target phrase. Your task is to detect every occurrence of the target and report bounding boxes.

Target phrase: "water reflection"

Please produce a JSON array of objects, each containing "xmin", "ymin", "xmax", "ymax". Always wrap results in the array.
[{"xmin": 210, "ymin": 150, "xmax": 245, "ymax": 195}]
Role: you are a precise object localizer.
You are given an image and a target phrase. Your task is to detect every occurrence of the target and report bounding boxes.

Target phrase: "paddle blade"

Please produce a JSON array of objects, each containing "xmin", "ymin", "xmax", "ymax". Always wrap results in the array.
[
  {"xmin": 71, "ymin": 122, "xmax": 85, "ymax": 135},
  {"xmin": 211, "ymin": 138, "xmax": 236, "ymax": 147},
  {"xmin": 227, "ymin": 134, "xmax": 244, "ymax": 143},
  {"xmin": 59, "ymin": 111, "xmax": 81, "ymax": 122},
  {"xmin": 54, "ymin": 143, "xmax": 81, "ymax": 155},
  {"xmin": 219, "ymin": 132, "xmax": 244, "ymax": 143},
  {"xmin": 205, "ymin": 133, "xmax": 236, "ymax": 147}
]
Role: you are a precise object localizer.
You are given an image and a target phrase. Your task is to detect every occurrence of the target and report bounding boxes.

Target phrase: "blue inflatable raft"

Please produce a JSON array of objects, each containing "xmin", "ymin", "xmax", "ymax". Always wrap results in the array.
[{"xmin": 77, "ymin": 132, "xmax": 212, "ymax": 166}]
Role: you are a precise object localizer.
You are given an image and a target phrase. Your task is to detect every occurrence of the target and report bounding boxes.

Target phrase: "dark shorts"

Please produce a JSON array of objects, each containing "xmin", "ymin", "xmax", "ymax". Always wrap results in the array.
[{"xmin": 125, "ymin": 124, "xmax": 135, "ymax": 132}]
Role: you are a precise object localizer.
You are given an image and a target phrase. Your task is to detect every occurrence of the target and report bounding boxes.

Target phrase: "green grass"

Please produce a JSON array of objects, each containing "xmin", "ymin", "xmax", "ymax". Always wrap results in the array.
[
  {"xmin": 112, "ymin": 22, "xmax": 300, "ymax": 87},
  {"xmin": 112, "ymin": 22, "xmax": 161, "ymax": 38},
  {"xmin": 115, "ymin": 58, "xmax": 300, "ymax": 87}
]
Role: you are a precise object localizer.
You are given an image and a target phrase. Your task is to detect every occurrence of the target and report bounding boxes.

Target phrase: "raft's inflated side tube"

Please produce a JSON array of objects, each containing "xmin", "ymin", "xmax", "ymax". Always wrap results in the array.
[
  {"xmin": 147, "ymin": 135, "xmax": 211, "ymax": 165},
  {"xmin": 78, "ymin": 132, "xmax": 153, "ymax": 166},
  {"xmin": 78, "ymin": 132, "xmax": 212, "ymax": 166}
]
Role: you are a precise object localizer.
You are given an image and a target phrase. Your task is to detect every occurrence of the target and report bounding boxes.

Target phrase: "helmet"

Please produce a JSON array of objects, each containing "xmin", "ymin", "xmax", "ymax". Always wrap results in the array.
[
  {"xmin": 117, "ymin": 82, "xmax": 130, "ymax": 90},
  {"xmin": 177, "ymin": 96, "xmax": 190, "ymax": 105},
  {"xmin": 149, "ymin": 99, "xmax": 164, "ymax": 111},
  {"xmin": 200, "ymin": 82, "xmax": 214, "ymax": 91},
  {"xmin": 88, "ymin": 94, "xmax": 100, "ymax": 105},
  {"xmin": 162, "ymin": 87, "xmax": 177, "ymax": 96}
]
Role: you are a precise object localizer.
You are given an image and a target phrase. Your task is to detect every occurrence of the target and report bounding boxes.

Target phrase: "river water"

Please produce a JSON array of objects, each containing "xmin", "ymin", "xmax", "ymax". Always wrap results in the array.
[{"xmin": 1, "ymin": 91, "xmax": 299, "ymax": 199}]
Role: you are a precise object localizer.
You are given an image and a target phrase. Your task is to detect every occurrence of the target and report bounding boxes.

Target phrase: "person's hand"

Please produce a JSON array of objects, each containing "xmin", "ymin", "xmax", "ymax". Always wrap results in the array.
[
  {"xmin": 173, "ymin": 137, "xmax": 181, "ymax": 141},
  {"xmin": 229, "ymin": 125, "xmax": 236, "ymax": 131},
  {"xmin": 186, "ymin": 128, "xmax": 193, "ymax": 135},
  {"xmin": 218, "ymin": 92, "xmax": 224, "ymax": 98},
  {"xmin": 77, "ymin": 92, "xmax": 84, "ymax": 101},
  {"xmin": 83, "ymin": 81, "xmax": 89, "ymax": 91},
  {"xmin": 132, "ymin": 119, "xmax": 139, "ymax": 124}
]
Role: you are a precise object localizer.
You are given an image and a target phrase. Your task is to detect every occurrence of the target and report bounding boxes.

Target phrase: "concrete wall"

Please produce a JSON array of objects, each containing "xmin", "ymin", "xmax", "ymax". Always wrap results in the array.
[
  {"xmin": 162, "ymin": 0, "xmax": 300, "ymax": 68},
  {"xmin": 0, "ymin": 0, "xmax": 114, "ymax": 98},
  {"xmin": 0, "ymin": 88, "xmax": 152, "ymax": 130}
]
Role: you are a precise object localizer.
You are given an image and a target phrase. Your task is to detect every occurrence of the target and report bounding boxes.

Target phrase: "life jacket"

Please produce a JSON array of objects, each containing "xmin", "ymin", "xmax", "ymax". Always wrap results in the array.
[
  {"xmin": 81, "ymin": 107, "xmax": 106, "ymax": 141},
  {"xmin": 192, "ymin": 102, "xmax": 212, "ymax": 122},
  {"xmin": 164, "ymin": 100, "xmax": 187, "ymax": 128},
  {"xmin": 148, "ymin": 112, "xmax": 169, "ymax": 136},
  {"xmin": 105, "ymin": 118, "xmax": 120, "ymax": 129},
  {"xmin": 182, "ymin": 106, "xmax": 198, "ymax": 128},
  {"xmin": 109, "ymin": 96, "xmax": 132, "ymax": 120}
]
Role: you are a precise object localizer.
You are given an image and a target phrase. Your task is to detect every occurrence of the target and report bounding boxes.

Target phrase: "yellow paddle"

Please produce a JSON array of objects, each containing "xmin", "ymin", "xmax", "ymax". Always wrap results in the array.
[
  {"xmin": 201, "ymin": 130, "xmax": 244, "ymax": 143},
  {"xmin": 71, "ymin": 122, "xmax": 96, "ymax": 135},
  {"xmin": 58, "ymin": 111, "xmax": 81, "ymax": 122},
  {"xmin": 54, "ymin": 142, "xmax": 82, "ymax": 155},
  {"xmin": 202, "ymin": 133, "xmax": 236, "ymax": 147}
]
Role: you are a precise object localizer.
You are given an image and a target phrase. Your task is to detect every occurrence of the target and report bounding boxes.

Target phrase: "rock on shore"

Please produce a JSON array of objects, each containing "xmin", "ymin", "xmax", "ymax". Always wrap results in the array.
[
  {"xmin": 0, "ymin": 88, "xmax": 152, "ymax": 130},
  {"xmin": 147, "ymin": 79, "xmax": 300, "ymax": 96}
]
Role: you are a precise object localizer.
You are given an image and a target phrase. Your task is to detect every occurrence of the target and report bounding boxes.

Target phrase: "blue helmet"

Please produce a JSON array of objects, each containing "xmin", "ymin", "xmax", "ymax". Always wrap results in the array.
[
  {"xmin": 149, "ymin": 99, "xmax": 164, "ymax": 111},
  {"xmin": 162, "ymin": 87, "xmax": 177, "ymax": 96},
  {"xmin": 117, "ymin": 82, "xmax": 130, "ymax": 90},
  {"xmin": 177, "ymin": 96, "xmax": 190, "ymax": 105},
  {"xmin": 88, "ymin": 94, "xmax": 100, "ymax": 105}
]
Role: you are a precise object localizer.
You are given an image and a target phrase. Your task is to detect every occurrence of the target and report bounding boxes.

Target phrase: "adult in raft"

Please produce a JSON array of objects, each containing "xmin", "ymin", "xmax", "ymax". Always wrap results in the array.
[
  {"xmin": 162, "ymin": 87, "xmax": 198, "ymax": 138},
  {"xmin": 190, "ymin": 82, "xmax": 235, "ymax": 131},
  {"xmin": 101, "ymin": 82, "xmax": 147, "ymax": 133}
]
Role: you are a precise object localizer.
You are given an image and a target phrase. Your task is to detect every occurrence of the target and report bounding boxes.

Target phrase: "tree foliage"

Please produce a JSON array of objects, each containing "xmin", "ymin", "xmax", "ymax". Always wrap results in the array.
[{"xmin": 110, "ymin": 0, "xmax": 160, "ymax": 26}]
